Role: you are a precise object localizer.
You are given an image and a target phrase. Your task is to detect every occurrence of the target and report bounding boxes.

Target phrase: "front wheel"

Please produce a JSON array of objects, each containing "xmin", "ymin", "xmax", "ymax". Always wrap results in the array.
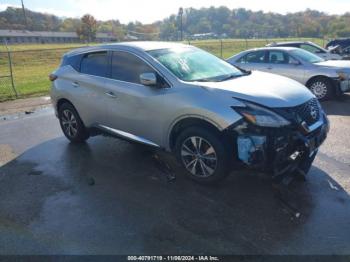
[
  {"xmin": 174, "ymin": 127, "xmax": 230, "ymax": 184},
  {"xmin": 307, "ymin": 77, "xmax": 334, "ymax": 101}
]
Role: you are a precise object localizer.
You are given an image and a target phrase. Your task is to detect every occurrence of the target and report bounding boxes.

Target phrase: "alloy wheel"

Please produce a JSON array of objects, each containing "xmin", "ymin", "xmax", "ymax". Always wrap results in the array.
[
  {"xmin": 61, "ymin": 109, "xmax": 78, "ymax": 137},
  {"xmin": 181, "ymin": 136, "xmax": 218, "ymax": 177}
]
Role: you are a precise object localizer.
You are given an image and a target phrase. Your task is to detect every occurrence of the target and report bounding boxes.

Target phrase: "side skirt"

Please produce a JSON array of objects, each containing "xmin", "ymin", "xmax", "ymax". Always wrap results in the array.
[{"xmin": 93, "ymin": 124, "xmax": 161, "ymax": 148}]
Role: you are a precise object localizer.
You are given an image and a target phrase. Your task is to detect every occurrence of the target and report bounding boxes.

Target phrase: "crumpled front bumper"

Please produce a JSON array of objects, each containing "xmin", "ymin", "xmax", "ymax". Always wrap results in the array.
[{"xmin": 233, "ymin": 112, "xmax": 329, "ymax": 177}]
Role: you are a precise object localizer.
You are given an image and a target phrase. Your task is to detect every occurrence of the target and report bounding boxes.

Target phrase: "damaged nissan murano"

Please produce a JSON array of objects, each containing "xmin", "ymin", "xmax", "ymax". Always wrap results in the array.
[{"xmin": 50, "ymin": 42, "xmax": 329, "ymax": 184}]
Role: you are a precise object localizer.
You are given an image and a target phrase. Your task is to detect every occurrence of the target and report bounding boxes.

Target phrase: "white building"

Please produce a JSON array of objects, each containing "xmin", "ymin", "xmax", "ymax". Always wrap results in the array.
[{"xmin": 0, "ymin": 30, "xmax": 117, "ymax": 44}]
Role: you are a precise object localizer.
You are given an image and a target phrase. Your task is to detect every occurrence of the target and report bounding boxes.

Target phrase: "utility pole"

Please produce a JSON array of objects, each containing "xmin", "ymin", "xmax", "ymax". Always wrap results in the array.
[
  {"xmin": 178, "ymin": 7, "xmax": 183, "ymax": 41},
  {"xmin": 21, "ymin": 0, "xmax": 28, "ymax": 29}
]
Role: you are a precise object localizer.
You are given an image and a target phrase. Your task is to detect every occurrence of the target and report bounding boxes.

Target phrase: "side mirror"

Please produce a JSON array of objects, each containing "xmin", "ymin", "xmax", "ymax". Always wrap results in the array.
[{"xmin": 140, "ymin": 73, "xmax": 157, "ymax": 86}]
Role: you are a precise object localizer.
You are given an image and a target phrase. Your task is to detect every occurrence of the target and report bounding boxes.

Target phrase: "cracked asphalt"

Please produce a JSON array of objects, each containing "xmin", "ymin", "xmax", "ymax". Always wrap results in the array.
[{"xmin": 0, "ymin": 95, "xmax": 349, "ymax": 255}]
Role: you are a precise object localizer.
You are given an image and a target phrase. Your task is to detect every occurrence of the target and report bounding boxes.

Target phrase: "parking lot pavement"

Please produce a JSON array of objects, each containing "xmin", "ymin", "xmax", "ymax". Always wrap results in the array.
[{"xmin": 0, "ymin": 95, "xmax": 350, "ymax": 255}]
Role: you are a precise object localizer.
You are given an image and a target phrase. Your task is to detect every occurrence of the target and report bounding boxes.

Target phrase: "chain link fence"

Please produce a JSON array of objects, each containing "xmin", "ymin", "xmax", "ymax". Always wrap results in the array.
[
  {"xmin": 0, "ymin": 38, "xmax": 327, "ymax": 102},
  {"xmin": 189, "ymin": 38, "xmax": 326, "ymax": 59},
  {"xmin": 0, "ymin": 43, "xmax": 86, "ymax": 101},
  {"xmin": 0, "ymin": 44, "xmax": 17, "ymax": 101}
]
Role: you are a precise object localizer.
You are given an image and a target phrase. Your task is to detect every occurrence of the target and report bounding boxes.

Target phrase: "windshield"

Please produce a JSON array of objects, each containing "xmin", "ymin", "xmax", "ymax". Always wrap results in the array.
[
  {"xmin": 148, "ymin": 47, "xmax": 244, "ymax": 82},
  {"xmin": 290, "ymin": 49, "xmax": 324, "ymax": 63}
]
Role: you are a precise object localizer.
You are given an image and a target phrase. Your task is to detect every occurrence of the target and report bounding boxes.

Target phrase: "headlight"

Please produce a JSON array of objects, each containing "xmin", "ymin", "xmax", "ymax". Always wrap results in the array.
[{"xmin": 233, "ymin": 102, "xmax": 290, "ymax": 127}]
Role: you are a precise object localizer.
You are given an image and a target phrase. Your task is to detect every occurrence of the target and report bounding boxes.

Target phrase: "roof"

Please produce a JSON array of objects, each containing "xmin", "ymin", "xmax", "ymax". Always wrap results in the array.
[
  {"xmin": 228, "ymin": 46, "xmax": 300, "ymax": 60},
  {"xmin": 0, "ymin": 29, "xmax": 115, "ymax": 39},
  {"xmin": 108, "ymin": 41, "xmax": 189, "ymax": 51},
  {"xmin": 267, "ymin": 41, "xmax": 310, "ymax": 46},
  {"xmin": 65, "ymin": 41, "xmax": 190, "ymax": 56},
  {"xmin": 245, "ymin": 46, "xmax": 300, "ymax": 52}
]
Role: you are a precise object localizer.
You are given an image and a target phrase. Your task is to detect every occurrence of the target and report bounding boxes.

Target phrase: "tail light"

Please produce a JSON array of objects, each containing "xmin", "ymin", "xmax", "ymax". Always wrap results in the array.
[{"xmin": 49, "ymin": 74, "xmax": 58, "ymax": 81}]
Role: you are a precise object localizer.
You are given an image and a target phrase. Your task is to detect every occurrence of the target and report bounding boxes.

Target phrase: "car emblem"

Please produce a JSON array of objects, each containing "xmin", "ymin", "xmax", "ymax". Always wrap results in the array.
[{"xmin": 310, "ymin": 105, "xmax": 318, "ymax": 120}]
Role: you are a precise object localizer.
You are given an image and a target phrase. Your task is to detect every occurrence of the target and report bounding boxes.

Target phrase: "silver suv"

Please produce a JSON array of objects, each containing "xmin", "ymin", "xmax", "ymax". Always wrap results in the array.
[{"xmin": 51, "ymin": 42, "xmax": 329, "ymax": 184}]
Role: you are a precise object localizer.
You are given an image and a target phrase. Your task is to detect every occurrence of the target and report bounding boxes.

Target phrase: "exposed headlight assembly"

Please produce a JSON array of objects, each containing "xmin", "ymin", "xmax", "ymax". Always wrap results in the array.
[{"xmin": 233, "ymin": 102, "xmax": 290, "ymax": 127}]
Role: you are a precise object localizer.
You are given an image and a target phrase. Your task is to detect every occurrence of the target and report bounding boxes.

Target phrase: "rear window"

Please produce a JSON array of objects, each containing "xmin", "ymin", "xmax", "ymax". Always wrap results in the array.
[
  {"xmin": 80, "ymin": 52, "xmax": 109, "ymax": 77},
  {"xmin": 60, "ymin": 54, "xmax": 82, "ymax": 71}
]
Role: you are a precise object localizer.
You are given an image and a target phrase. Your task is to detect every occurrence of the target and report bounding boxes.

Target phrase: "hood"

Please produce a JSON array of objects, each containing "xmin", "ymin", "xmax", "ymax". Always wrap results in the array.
[
  {"xmin": 316, "ymin": 60, "xmax": 350, "ymax": 70},
  {"xmin": 196, "ymin": 71, "xmax": 314, "ymax": 108}
]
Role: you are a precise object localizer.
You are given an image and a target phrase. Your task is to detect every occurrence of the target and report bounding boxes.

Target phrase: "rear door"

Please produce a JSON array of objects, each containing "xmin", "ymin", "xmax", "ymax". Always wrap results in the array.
[
  {"xmin": 68, "ymin": 51, "xmax": 111, "ymax": 126},
  {"xmin": 264, "ymin": 50, "xmax": 305, "ymax": 83}
]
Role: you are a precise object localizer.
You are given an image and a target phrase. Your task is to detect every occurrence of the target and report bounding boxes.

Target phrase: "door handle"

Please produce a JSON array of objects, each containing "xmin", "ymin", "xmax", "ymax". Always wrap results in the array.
[
  {"xmin": 267, "ymin": 67, "xmax": 273, "ymax": 70},
  {"xmin": 72, "ymin": 82, "xmax": 79, "ymax": 88},
  {"xmin": 105, "ymin": 91, "xmax": 117, "ymax": 98}
]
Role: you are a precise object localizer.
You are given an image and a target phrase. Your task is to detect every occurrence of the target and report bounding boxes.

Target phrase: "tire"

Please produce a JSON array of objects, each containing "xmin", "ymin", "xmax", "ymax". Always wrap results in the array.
[
  {"xmin": 307, "ymin": 77, "xmax": 334, "ymax": 101},
  {"xmin": 58, "ymin": 102, "xmax": 89, "ymax": 143},
  {"xmin": 174, "ymin": 127, "xmax": 230, "ymax": 184}
]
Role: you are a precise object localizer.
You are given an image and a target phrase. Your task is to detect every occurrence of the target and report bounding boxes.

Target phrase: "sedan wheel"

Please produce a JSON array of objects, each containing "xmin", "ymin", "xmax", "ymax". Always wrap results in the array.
[
  {"xmin": 308, "ymin": 77, "xmax": 333, "ymax": 101},
  {"xmin": 310, "ymin": 81, "xmax": 328, "ymax": 100},
  {"xmin": 181, "ymin": 136, "xmax": 218, "ymax": 177}
]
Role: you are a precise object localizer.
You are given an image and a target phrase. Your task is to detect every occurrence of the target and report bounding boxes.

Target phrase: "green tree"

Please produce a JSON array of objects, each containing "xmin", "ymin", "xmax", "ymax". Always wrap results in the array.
[
  {"xmin": 60, "ymin": 18, "xmax": 81, "ymax": 32},
  {"xmin": 77, "ymin": 14, "xmax": 97, "ymax": 42}
]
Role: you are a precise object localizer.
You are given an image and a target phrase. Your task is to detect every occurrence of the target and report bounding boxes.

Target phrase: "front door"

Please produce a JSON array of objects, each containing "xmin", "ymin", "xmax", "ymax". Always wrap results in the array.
[
  {"xmin": 102, "ymin": 51, "xmax": 168, "ymax": 146},
  {"xmin": 264, "ymin": 50, "xmax": 305, "ymax": 83}
]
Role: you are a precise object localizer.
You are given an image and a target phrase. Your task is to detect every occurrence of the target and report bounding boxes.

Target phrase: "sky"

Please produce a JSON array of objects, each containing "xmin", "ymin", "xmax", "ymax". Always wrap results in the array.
[{"xmin": 0, "ymin": 0, "xmax": 349, "ymax": 24}]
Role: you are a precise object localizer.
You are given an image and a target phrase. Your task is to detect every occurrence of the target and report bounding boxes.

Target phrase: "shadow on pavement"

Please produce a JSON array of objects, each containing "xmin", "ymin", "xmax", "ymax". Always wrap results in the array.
[
  {"xmin": 321, "ymin": 94, "xmax": 350, "ymax": 116},
  {"xmin": 0, "ymin": 136, "xmax": 349, "ymax": 254}
]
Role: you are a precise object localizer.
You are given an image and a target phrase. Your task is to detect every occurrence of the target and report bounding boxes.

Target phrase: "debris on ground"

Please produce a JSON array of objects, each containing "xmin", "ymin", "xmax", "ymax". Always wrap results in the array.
[
  {"xmin": 152, "ymin": 153, "xmax": 176, "ymax": 182},
  {"xmin": 328, "ymin": 179, "xmax": 339, "ymax": 191}
]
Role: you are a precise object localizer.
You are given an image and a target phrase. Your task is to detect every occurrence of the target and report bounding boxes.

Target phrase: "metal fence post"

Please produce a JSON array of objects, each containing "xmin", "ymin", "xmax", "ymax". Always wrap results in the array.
[{"xmin": 4, "ymin": 40, "xmax": 18, "ymax": 98}]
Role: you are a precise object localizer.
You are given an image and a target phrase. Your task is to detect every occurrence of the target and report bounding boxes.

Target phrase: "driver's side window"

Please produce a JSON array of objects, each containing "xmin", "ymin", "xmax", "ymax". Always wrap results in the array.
[
  {"xmin": 267, "ymin": 51, "xmax": 298, "ymax": 65},
  {"xmin": 111, "ymin": 51, "xmax": 156, "ymax": 85},
  {"xmin": 240, "ymin": 51, "xmax": 266, "ymax": 63}
]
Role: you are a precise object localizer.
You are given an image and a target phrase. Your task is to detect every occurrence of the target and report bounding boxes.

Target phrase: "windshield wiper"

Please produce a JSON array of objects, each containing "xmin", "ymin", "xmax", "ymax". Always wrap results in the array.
[
  {"xmin": 189, "ymin": 78, "xmax": 214, "ymax": 82},
  {"xmin": 219, "ymin": 72, "xmax": 250, "ymax": 82}
]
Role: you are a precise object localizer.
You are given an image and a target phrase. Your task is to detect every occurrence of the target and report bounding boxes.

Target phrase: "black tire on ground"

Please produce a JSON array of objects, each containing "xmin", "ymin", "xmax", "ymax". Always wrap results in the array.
[
  {"xmin": 58, "ymin": 102, "xmax": 89, "ymax": 143},
  {"xmin": 307, "ymin": 77, "xmax": 334, "ymax": 101},
  {"xmin": 174, "ymin": 126, "xmax": 230, "ymax": 184}
]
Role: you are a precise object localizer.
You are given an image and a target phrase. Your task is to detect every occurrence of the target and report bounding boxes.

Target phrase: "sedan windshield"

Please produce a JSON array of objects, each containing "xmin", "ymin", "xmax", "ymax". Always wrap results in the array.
[
  {"xmin": 148, "ymin": 47, "xmax": 244, "ymax": 82},
  {"xmin": 290, "ymin": 49, "xmax": 324, "ymax": 64}
]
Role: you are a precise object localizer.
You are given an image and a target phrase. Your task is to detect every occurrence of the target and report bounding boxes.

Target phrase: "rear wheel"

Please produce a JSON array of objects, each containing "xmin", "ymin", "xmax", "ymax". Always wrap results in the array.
[
  {"xmin": 174, "ymin": 127, "xmax": 230, "ymax": 184},
  {"xmin": 307, "ymin": 77, "xmax": 334, "ymax": 101},
  {"xmin": 58, "ymin": 102, "xmax": 89, "ymax": 143}
]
